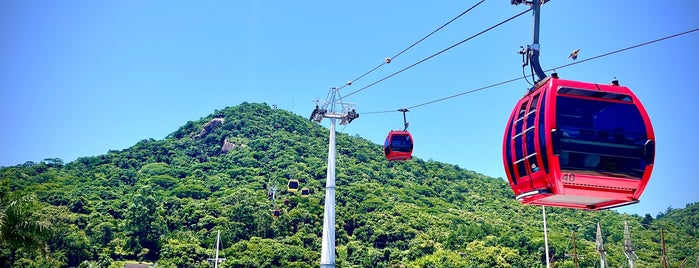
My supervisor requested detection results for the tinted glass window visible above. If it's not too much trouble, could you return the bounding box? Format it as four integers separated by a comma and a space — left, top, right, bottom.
391, 134, 413, 152
514, 135, 527, 176
505, 112, 517, 185
538, 90, 549, 173
556, 95, 648, 178
514, 102, 527, 178
525, 94, 540, 173
384, 137, 391, 155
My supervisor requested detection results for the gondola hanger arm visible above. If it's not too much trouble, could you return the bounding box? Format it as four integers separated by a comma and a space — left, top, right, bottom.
398, 108, 409, 131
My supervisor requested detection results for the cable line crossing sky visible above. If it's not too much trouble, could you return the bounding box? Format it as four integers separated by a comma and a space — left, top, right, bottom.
362, 27, 699, 114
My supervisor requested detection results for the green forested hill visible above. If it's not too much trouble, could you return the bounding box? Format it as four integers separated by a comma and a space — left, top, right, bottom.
1, 102, 697, 267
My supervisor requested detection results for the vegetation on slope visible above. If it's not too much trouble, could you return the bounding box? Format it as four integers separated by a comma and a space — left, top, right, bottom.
1, 102, 697, 267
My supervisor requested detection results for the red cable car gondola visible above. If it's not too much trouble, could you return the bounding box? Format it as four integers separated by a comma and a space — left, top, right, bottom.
503, 0, 654, 210
502, 75, 655, 210
384, 109, 414, 161
385, 130, 414, 161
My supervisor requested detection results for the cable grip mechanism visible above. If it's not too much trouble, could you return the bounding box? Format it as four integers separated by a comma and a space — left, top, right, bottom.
398, 108, 409, 131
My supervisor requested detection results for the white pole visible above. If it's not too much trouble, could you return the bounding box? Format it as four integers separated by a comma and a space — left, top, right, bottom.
214, 230, 220, 268
543, 205, 550, 268
320, 118, 337, 267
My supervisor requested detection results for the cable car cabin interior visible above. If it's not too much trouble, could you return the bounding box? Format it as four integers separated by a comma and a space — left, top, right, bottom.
502, 76, 655, 210
384, 130, 414, 161
288, 180, 299, 192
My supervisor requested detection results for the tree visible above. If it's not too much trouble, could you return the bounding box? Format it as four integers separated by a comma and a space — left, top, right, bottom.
2, 103, 699, 266
0, 179, 51, 264
641, 213, 653, 226
124, 186, 164, 261
158, 231, 209, 268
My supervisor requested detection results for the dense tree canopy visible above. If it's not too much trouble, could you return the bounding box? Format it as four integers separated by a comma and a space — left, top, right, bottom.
1, 102, 697, 267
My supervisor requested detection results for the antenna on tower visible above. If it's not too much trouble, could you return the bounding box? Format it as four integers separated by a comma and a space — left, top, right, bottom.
623, 221, 639, 268
596, 222, 609, 268
565, 231, 582, 268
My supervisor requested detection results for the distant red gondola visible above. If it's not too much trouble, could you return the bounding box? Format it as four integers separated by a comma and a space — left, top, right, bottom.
502, 75, 655, 210
384, 130, 414, 161
384, 109, 414, 161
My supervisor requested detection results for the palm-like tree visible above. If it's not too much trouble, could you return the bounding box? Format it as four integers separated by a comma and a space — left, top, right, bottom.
0, 180, 51, 255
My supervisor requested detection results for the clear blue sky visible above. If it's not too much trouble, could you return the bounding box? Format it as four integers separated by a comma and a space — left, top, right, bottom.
2, 1, 697, 217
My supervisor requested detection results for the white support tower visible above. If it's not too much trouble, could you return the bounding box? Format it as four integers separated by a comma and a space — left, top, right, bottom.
596, 222, 609, 268
207, 230, 226, 268
623, 221, 638, 268
310, 87, 359, 268
267, 180, 278, 201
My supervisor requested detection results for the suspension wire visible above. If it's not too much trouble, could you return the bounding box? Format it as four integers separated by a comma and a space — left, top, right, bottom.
407, 77, 522, 110
363, 109, 401, 115
342, 8, 532, 99
361, 27, 699, 114
361, 76, 522, 114
334, 0, 486, 91
391, 0, 486, 62
543, 27, 699, 72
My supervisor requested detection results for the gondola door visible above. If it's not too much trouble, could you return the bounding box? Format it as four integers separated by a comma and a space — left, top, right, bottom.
504, 80, 553, 202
